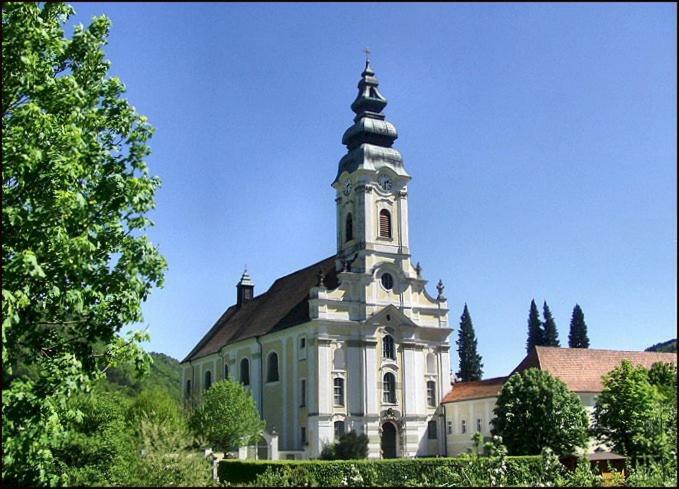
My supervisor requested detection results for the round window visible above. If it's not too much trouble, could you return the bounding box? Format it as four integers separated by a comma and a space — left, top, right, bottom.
381, 273, 394, 290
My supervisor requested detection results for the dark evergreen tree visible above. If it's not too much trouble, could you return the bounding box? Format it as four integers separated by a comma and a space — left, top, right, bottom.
568, 304, 590, 348
456, 304, 484, 381
542, 301, 560, 347
526, 299, 544, 353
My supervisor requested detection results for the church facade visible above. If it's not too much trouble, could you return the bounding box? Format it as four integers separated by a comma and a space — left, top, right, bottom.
181, 60, 452, 459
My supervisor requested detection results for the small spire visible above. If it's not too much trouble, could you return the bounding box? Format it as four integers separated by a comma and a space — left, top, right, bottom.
436, 279, 446, 301
317, 268, 325, 287
238, 266, 254, 287
414, 262, 422, 278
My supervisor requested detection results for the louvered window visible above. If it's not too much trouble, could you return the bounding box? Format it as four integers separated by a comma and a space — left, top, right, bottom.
379, 210, 392, 238
345, 213, 353, 242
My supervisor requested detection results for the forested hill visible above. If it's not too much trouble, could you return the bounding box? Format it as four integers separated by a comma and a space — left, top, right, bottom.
646, 339, 677, 353
103, 351, 182, 400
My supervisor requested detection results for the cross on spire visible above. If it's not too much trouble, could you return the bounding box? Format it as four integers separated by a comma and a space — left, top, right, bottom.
363, 47, 371, 63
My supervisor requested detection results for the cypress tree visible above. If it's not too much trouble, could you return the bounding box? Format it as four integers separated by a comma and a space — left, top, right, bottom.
568, 304, 590, 348
456, 304, 483, 381
526, 299, 544, 353
542, 301, 560, 347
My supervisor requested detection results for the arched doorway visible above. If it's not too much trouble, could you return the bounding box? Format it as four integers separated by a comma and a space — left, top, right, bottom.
380, 422, 397, 458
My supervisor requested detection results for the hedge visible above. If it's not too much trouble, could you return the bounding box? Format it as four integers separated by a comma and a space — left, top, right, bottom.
218, 456, 545, 486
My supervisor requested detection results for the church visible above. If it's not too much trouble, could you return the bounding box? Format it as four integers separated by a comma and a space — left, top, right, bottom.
181, 59, 453, 459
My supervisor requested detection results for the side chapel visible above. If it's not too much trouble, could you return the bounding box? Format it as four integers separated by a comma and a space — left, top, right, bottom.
181, 59, 453, 459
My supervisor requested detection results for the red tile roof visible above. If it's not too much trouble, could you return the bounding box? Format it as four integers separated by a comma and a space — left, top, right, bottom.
517, 346, 677, 392
441, 376, 508, 403
442, 347, 677, 403
182, 255, 338, 362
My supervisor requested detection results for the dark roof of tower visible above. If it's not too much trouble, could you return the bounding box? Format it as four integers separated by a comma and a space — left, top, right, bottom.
334, 60, 409, 184
182, 255, 339, 363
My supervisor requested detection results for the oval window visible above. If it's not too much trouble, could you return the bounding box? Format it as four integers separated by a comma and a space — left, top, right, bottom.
381, 273, 394, 290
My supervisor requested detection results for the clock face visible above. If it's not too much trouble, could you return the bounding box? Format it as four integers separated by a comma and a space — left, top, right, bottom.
378, 175, 392, 191
343, 180, 352, 196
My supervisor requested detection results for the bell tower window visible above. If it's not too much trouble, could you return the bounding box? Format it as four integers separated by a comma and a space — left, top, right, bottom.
379, 210, 392, 238
345, 213, 353, 242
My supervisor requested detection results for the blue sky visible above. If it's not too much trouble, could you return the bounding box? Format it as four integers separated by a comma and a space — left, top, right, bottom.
69, 3, 676, 378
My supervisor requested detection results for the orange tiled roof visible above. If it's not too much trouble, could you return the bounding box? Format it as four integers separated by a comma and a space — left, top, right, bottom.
441, 376, 508, 403
442, 347, 676, 403
518, 346, 677, 393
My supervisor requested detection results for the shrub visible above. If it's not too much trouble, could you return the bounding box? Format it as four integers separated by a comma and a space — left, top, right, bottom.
319, 430, 369, 460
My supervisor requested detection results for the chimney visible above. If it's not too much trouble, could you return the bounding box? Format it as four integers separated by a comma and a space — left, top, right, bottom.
236, 268, 254, 307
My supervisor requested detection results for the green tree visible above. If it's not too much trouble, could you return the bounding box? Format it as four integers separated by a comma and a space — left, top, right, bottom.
2, 3, 166, 484
319, 431, 369, 460
491, 368, 589, 455
190, 380, 265, 452
526, 299, 544, 353
542, 301, 560, 347
568, 304, 590, 348
593, 360, 675, 459
128, 386, 186, 435
456, 304, 484, 381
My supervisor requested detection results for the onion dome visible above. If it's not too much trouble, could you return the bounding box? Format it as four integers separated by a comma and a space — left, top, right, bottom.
334, 59, 410, 184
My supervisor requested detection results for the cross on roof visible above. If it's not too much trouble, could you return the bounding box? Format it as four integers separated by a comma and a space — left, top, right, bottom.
363, 47, 371, 62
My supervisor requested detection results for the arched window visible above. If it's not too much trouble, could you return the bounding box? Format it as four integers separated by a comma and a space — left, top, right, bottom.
383, 334, 395, 360
267, 352, 279, 382
240, 358, 250, 385
427, 380, 436, 407
204, 370, 212, 391
379, 209, 392, 238
426, 353, 436, 374
224, 363, 229, 380
345, 213, 353, 242
333, 346, 345, 370
334, 420, 346, 440
185, 379, 191, 397
383, 372, 396, 403
333, 378, 345, 406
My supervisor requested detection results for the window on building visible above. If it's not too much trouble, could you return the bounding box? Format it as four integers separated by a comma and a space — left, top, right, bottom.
379, 209, 392, 238
447, 421, 453, 435
427, 381, 436, 407
333, 346, 346, 370
266, 352, 279, 382
426, 353, 436, 374
300, 379, 306, 407
461, 420, 467, 434
427, 420, 438, 439
186, 379, 191, 396
334, 378, 345, 406
383, 334, 395, 360
345, 213, 353, 242
383, 372, 396, 403
477, 418, 482, 433
204, 370, 212, 391
299, 336, 307, 360
334, 421, 346, 440
224, 363, 229, 380
301, 426, 307, 445
381, 272, 394, 290
240, 358, 250, 385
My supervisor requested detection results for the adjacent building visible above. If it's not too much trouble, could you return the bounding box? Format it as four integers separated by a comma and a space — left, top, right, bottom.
441, 346, 677, 456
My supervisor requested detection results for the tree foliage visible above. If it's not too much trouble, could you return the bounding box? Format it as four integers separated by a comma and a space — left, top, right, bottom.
526, 299, 544, 353
491, 368, 589, 455
2, 2, 166, 484
320, 431, 370, 460
456, 304, 484, 381
190, 380, 265, 452
593, 360, 676, 460
567, 304, 590, 348
542, 301, 560, 347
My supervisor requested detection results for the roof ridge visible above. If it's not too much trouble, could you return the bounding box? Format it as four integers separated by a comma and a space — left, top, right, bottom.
536, 346, 676, 355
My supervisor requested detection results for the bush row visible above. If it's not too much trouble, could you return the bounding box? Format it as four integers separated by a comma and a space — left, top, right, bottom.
218, 456, 548, 486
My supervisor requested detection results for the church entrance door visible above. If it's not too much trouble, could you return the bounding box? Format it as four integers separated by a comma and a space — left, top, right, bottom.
380, 422, 397, 458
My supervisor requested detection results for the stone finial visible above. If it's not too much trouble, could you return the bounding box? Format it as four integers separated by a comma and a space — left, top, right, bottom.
436, 279, 446, 301
414, 262, 422, 278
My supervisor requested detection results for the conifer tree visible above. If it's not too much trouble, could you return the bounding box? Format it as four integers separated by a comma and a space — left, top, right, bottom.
526, 299, 544, 353
456, 304, 483, 381
568, 304, 590, 348
542, 301, 560, 347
